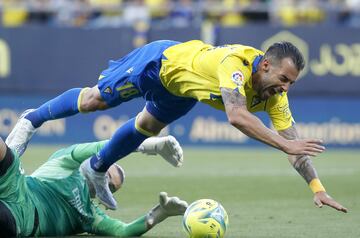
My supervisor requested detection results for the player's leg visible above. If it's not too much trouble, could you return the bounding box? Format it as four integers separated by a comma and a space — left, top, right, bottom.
26, 86, 108, 128
5, 41, 167, 156
5, 86, 107, 156
82, 93, 196, 209
0, 201, 16, 238
0, 137, 37, 237
91, 106, 167, 172
0, 137, 8, 163
0, 137, 16, 183
80, 40, 190, 209
81, 107, 166, 210
0, 138, 17, 237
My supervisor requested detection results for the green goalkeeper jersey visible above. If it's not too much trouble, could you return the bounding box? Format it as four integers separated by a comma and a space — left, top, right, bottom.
0, 141, 147, 237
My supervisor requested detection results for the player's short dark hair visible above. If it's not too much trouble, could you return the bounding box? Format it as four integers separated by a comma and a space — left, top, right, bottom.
264, 41, 305, 71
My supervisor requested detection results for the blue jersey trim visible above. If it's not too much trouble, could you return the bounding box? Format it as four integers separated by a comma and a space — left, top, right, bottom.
252, 55, 263, 74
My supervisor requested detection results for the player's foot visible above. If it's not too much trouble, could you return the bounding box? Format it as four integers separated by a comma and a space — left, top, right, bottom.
5, 109, 37, 156
159, 192, 188, 216
80, 158, 117, 210
138, 136, 184, 167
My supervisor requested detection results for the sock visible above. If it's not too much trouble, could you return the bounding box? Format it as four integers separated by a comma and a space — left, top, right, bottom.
25, 88, 82, 128
90, 117, 149, 172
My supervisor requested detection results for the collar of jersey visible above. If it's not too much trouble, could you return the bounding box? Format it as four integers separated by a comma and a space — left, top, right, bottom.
251, 55, 263, 74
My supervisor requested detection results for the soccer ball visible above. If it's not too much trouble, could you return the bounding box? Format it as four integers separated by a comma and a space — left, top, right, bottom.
183, 199, 229, 238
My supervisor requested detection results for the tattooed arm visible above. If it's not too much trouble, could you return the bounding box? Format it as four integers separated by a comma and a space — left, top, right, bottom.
221, 87, 347, 212
278, 126, 318, 184
220, 87, 288, 150
220, 87, 324, 156
278, 125, 348, 213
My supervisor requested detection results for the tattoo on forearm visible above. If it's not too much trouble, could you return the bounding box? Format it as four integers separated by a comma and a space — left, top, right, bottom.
292, 156, 318, 184
220, 87, 246, 109
278, 126, 318, 184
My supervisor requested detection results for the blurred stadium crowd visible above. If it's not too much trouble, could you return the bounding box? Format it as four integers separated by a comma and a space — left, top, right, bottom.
1, 0, 360, 28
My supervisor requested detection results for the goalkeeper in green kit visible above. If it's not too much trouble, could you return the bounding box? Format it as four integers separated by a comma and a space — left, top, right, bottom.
0, 135, 187, 237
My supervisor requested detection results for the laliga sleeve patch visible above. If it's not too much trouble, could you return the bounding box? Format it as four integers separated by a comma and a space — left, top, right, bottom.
231, 71, 244, 86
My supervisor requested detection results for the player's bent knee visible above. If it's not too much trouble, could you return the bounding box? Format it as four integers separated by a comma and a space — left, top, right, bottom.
78, 87, 108, 112
135, 119, 159, 137
135, 113, 165, 136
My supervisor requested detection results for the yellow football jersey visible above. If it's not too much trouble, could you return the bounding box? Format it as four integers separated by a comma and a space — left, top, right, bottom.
159, 40, 294, 130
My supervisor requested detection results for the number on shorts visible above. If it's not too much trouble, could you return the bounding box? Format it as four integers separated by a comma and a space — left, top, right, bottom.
116, 82, 140, 100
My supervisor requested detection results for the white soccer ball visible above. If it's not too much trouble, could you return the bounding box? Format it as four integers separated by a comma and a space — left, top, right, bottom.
183, 199, 229, 238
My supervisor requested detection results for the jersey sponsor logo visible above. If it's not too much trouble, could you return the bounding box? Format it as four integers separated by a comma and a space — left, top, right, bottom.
231, 71, 244, 86
69, 188, 92, 222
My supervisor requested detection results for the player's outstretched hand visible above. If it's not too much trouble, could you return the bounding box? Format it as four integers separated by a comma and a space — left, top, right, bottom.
313, 191, 348, 213
159, 192, 188, 216
285, 139, 325, 156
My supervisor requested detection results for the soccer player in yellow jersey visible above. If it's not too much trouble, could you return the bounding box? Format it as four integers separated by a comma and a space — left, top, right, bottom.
7, 40, 347, 213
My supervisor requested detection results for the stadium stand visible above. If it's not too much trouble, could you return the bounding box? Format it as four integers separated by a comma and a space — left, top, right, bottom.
1, 0, 359, 28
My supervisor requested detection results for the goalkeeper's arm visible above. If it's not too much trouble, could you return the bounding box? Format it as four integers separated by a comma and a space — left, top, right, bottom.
89, 192, 187, 236
71, 140, 109, 164
90, 206, 148, 237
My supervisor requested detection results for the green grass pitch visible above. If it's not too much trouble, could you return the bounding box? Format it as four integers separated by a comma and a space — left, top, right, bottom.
22, 145, 360, 238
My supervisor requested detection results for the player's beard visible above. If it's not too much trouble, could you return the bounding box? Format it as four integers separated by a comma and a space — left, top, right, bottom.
260, 87, 277, 100
257, 73, 279, 100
